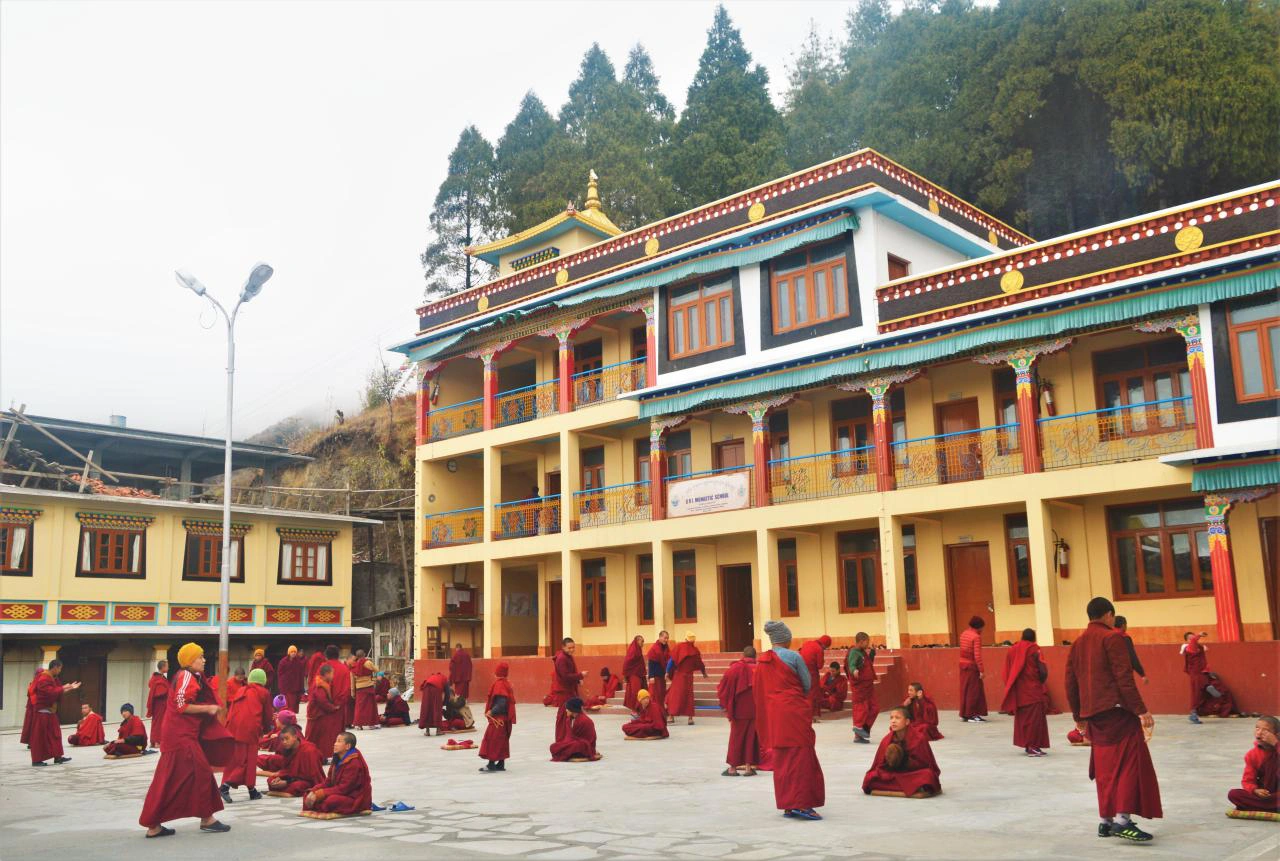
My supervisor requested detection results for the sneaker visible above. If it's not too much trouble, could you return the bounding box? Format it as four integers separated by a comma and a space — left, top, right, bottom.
53, 756, 71, 764
247, 789, 263, 801
966, 717, 983, 723
31, 761, 47, 767
1188, 713, 1202, 724
852, 727, 870, 740
1097, 822, 1112, 838
219, 785, 233, 804
973, 716, 988, 722
1110, 822, 1153, 842
853, 735, 870, 744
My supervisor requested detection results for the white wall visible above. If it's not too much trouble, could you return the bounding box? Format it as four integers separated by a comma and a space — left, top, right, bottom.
1199, 303, 1280, 449
871, 210, 971, 284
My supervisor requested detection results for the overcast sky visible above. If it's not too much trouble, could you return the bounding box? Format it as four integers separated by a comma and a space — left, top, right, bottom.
1, 0, 855, 439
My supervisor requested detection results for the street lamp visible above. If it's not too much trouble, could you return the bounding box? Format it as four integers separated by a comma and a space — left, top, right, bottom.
176, 263, 273, 693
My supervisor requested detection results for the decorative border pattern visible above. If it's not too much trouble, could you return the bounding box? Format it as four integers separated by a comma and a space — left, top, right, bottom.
168, 604, 213, 624
110, 603, 159, 624
58, 602, 109, 624
511, 246, 560, 271
277, 527, 339, 541
306, 607, 343, 626
76, 511, 154, 531
182, 519, 253, 537
265, 606, 305, 625
0, 507, 42, 525
0, 601, 45, 623
216, 605, 255, 625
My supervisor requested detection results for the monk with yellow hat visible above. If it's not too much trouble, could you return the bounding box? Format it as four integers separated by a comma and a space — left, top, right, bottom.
277, 644, 307, 712
622, 688, 669, 739
250, 647, 275, 695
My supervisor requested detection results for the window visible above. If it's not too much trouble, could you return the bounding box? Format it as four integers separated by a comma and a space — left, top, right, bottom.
713, 439, 745, 470
779, 538, 799, 616
573, 339, 604, 405
631, 325, 648, 361
837, 530, 881, 612
638, 554, 654, 624
669, 276, 735, 358
665, 430, 692, 478
580, 447, 605, 515
1227, 297, 1280, 402
1094, 338, 1193, 437
993, 368, 1021, 453
0, 521, 33, 576
1005, 514, 1033, 603
830, 391, 905, 473
182, 534, 245, 582
769, 411, 790, 462
1108, 499, 1211, 598
673, 550, 697, 622
770, 241, 850, 333
76, 521, 147, 579
278, 532, 334, 585
887, 254, 911, 281
903, 525, 919, 610
582, 558, 607, 626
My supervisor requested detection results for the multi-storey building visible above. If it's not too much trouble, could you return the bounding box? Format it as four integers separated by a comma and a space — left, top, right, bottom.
395, 152, 1278, 664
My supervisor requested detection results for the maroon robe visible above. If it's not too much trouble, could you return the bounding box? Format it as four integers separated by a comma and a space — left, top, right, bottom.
820, 670, 847, 712
380, 694, 411, 726
352, 659, 379, 727
449, 649, 474, 701
862, 722, 941, 796
304, 679, 343, 760
1229, 744, 1278, 812
304, 652, 325, 692
224, 682, 273, 788
622, 638, 646, 712
262, 738, 326, 796
1002, 640, 1049, 749
909, 694, 944, 740
417, 673, 447, 731
645, 642, 670, 719
139, 669, 234, 828
549, 650, 584, 707
374, 676, 390, 703
1183, 636, 1237, 716
104, 714, 148, 756
798, 639, 827, 717
479, 667, 516, 762
718, 657, 760, 768
754, 651, 825, 811
958, 627, 988, 719
251, 656, 276, 693
304, 748, 372, 814
321, 658, 352, 728
665, 641, 704, 718
69, 711, 106, 746
28, 672, 68, 763
146, 671, 170, 748
20, 668, 42, 747
277, 653, 306, 713
550, 711, 598, 761
848, 648, 879, 732
622, 698, 669, 738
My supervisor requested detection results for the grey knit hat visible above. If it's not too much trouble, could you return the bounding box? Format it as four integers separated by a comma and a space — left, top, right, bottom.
763, 620, 792, 645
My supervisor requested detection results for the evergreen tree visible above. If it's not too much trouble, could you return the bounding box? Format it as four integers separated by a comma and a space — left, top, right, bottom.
782, 20, 845, 170
624, 44, 675, 124
494, 92, 564, 234
420, 126, 496, 300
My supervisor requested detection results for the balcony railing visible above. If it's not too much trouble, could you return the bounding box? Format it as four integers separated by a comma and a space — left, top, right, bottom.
428, 397, 482, 442
495, 380, 559, 428
664, 464, 755, 511
892, 424, 1023, 489
769, 446, 877, 504
423, 506, 483, 548
571, 358, 647, 408
1039, 396, 1195, 470
572, 480, 652, 529
493, 495, 561, 540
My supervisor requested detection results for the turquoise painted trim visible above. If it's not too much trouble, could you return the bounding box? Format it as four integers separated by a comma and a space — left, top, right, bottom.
665, 464, 753, 483
108, 602, 160, 626
495, 495, 560, 507
872, 198, 994, 257
891, 422, 1018, 446
572, 357, 644, 379
1192, 460, 1280, 492
572, 480, 649, 496
424, 506, 484, 518
769, 445, 874, 467
1038, 396, 1190, 424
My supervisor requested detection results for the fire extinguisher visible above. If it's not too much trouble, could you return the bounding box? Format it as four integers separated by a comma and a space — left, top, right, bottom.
1041, 380, 1057, 417
1054, 531, 1070, 578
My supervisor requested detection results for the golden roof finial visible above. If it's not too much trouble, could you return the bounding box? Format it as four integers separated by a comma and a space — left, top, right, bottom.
585, 169, 601, 211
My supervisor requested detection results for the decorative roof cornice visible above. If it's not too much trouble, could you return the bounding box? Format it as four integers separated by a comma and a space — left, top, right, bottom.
182, 519, 253, 537
76, 511, 154, 530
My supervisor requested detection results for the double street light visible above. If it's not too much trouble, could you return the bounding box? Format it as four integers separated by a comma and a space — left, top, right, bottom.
176, 263, 274, 689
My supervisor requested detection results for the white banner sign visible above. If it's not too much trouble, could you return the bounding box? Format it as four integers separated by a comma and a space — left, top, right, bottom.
666, 471, 750, 517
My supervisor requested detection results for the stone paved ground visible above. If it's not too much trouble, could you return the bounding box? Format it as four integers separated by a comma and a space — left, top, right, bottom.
1, 709, 1276, 861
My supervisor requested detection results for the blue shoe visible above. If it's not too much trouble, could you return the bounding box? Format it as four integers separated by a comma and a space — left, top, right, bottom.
793, 808, 823, 821
1188, 713, 1202, 724
370, 802, 386, 812
390, 802, 415, 812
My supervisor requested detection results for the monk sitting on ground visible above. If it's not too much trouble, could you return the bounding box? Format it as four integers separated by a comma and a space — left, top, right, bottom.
380, 688, 411, 726
68, 703, 106, 747
904, 682, 943, 740
1184, 632, 1239, 721
584, 667, 622, 710
862, 706, 942, 798
104, 703, 149, 756
820, 662, 847, 713
260, 725, 326, 796
442, 694, 474, 731
303, 731, 372, 816
550, 698, 601, 761
261, 709, 297, 752
1228, 716, 1278, 814
622, 689, 669, 739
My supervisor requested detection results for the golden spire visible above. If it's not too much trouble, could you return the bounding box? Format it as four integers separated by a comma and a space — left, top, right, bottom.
585, 169, 601, 211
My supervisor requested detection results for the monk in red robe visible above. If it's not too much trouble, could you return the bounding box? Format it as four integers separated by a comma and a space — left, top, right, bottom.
862, 706, 941, 797
478, 662, 515, 772
277, 646, 306, 713
1002, 628, 1050, 756
755, 621, 824, 820
226, 668, 247, 702
820, 662, 847, 713
344, 655, 359, 728
646, 632, 671, 723
304, 649, 325, 694
717, 647, 759, 776
584, 667, 621, 710
303, 731, 372, 815
146, 660, 170, 750
904, 682, 943, 740
1229, 716, 1278, 812
550, 698, 600, 761
798, 635, 831, 719
1066, 597, 1161, 842
20, 666, 43, 748
666, 634, 707, 725
319, 645, 352, 730
417, 672, 448, 735
260, 725, 326, 796
251, 649, 275, 694
139, 642, 234, 837
449, 643, 474, 701
104, 704, 149, 756
550, 638, 586, 741
847, 632, 878, 743
959, 616, 988, 722
68, 703, 106, 746
351, 650, 379, 729
622, 635, 646, 712
305, 665, 344, 763
622, 689, 669, 739
1183, 632, 1238, 721
380, 688, 411, 726
260, 709, 297, 752
374, 673, 390, 703
222, 668, 273, 800
29, 660, 80, 765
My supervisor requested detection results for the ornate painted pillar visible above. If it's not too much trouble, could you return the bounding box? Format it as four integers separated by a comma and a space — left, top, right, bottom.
1134, 314, 1213, 450
724, 395, 794, 507
974, 338, 1072, 474
1202, 489, 1272, 642
648, 416, 687, 521
838, 371, 919, 492
468, 342, 512, 432
415, 361, 442, 446
622, 297, 658, 388
557, 332, 574, 414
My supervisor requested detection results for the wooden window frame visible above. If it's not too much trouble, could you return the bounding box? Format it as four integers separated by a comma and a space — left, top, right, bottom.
668, 277, 735, 359
836, 529, 882, 613
887, 254, 911, 281
76, 526, 146, 579
581, 558, 607, 627
1106, 498, 1212, 599
673, 550, 697, 623
770, 240, 851, 334
665, 430, 692, 478
993, 367, 1022, 454
1226, 300, 1280, 403
182, 533, 246, 583
1093, 338, 1193, 438
630, 325, 648, 361
903, 525, 920, 610
778, 538, 799, 617
277, 539, 333, 586
0, 522, 34, 576
1004, 513, 1033, 604
637, 553, 654, 624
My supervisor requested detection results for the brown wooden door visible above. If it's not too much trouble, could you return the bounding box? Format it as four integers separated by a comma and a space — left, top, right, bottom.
936, 399, 982, 483
713, 439, 745, 469
547, 580, 563, 654
56, 644, 108, 723
946, 543, 995, 645
719, 565, 755, 651
1263, 517, 1279, 639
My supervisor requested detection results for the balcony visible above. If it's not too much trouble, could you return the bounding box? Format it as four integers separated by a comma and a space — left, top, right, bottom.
572, 480, 652, 529
495, 380, 560, 428
664, 464, 755, 514
493, 495, 561, 540
892, 424, 1023, 489
423, 506, 483, 548
1039, 396, 1195, 470
428, 398, 482, 442
769, 446, 877, 504
571, 358, 647, 407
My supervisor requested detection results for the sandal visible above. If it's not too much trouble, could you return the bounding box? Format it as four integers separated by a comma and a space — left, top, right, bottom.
145, 827, 175, 838
721, 768, 738, 777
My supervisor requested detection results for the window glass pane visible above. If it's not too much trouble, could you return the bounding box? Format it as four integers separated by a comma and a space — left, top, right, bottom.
1195, 531, 1212, 591
1231, 299, 1280, 324
860, 557, 878, 608
794, 276, 807, 323
1116, 537, 1139, 594
1126, 377, 1147, 406
688, 306, 700, 350
683, 575, 697, 618
1163, 502, 1205, 526
785, 565, 799, 612
1102, 380, 1123, 409
1013, 544, 1031, 599
1006, 514, 1029, 540
901, 525, 916, 548
1141, 533, 1164, 593
1107, 346, 1146, 371
1170, 532, 1194, 591
719, 297, 731, 345
814, 270, 828, 319
1110, 504, 1160, 530
777, 279, 791, 329
843, 559, 860, 608
671, 283, 699, 303
811, 241, 844, 264
641, 577, 654, 621
772, 250, 806, 273
832, 264, 847, 314
1147, 339, 1186, 366
778, 538, 797, 563
839, 531, 878, 554
704, 300, 715, 345
904, 554, 918, 606
701, 277, 731, 296
1268, 327, 1280, 390
1153, 372, 1176, 426
1235, 330, 1264, 395
598, 580, 606, 622
673, 310, 684, 354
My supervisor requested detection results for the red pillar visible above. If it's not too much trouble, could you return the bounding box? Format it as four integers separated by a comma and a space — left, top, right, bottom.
871, 387, 895, 492
645, 306, 658, 388
649, 426, 666, 521
558, 334, 574, 415
1186, 343, 1215, 450
416, 372, 430, 446
1011, 360, 1043, 473
1204, 495, 1242, 642
751, 411, 771, 506
482, 358, 498, 431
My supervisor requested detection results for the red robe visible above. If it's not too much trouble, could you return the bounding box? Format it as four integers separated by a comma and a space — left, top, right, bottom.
277, 654, 306, 713
104, 714, 149, 755
68, 711, 106, 746
226, 678, 245, 702
1228, 744, 1278, 812
262, 739, 326, 796
304, 748, 372, 814
1183, 636, 1237, 716
28, 672, 68, 763
321, 658, 352, 727
380, 694, 411, 726
550, 711, 598, 761
820, 670, 847, 712
304, 652, 325, 692
584, 674, 621, 709
251, 656, 276, 693
548, 651, 583, 707
862, 722, 941, 796
478, 673, 516, 762
146, 671, 170, 748
718, 657, 760, 768
909, 694, 943, 740
374, 676, 391, 703
224, 683, 273, 788
622, 639, 646, 711
622, 698, 669, 738
645, 642, 670, 718
1002, 640, 1050, 749
139, 669, 235, 828
665, 642, 704, 718
958, 627, 988, 719
798, 640, 826, 717
304, 679, 343, 760
20, 669, 41, 746
417, 673, 447, 731
449, 649, 474, 701
352, 659, 379, 727
848, 648, 879, 732
754, 651, 824, 811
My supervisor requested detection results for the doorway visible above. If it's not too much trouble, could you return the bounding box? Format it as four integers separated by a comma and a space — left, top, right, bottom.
713, 439, 746, 470
935, 399, 982, 483
55, 643, 109, 723
946, 543, 995, 645
547, 580, 563, 655
719, 564, 755, 652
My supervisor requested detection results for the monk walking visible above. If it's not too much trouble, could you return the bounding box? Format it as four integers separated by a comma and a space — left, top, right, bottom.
1066, 597, 1161, 842
449, 643, 474, 701
848, 632, 878, 743
1002, 628, 1050, 756
277, 646, 306, 713
478, 662, 515, 773
29, 659, 80, 765
139, 642, 234, 837
1228, 716, 1278, 813
68, 702, 106, 747
305, 665, 344, 762
222, 668, 273, 801
622, 635, 646, 711
646, 631, 671, 723
666, 634, 707, 725
798, 635, 831, 720
303, 732, 372, 815
145, 660, 169, 750
958, 616, 989, 722
351, 650, 380, 730
755, 621, 825, 821
261, 724, 326, 796
717, 646, 760, 776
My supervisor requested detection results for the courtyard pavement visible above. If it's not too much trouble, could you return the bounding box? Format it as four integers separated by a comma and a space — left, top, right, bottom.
0, 708, 1275, 861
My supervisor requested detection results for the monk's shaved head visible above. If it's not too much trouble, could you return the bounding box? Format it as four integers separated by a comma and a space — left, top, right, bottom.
319, 665, 334, 678
743, 646, 756, 659
1086, 596, 1115, 620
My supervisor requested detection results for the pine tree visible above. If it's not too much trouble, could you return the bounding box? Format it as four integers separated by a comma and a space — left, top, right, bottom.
494, 92, 565, 234
624, 45, 675, 124
420, 126, 497, 300
782, 20, 845, 170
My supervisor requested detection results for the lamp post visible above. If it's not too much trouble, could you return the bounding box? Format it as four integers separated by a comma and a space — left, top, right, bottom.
176, 263, 273, 693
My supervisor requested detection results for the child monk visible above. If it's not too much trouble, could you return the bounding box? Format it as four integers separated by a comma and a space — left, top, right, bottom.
479, 662, 515, 773
1228, 716, 1278, 813
820, 662, 847, 713
104, 704, 149, 756
68, 703, 106, 747
847, 632, 878, 743
862, 706, 942, 798
1183, 632, 1238, 722
305, 665, 343, 765
550, 698, 601, 761
622, 689, 669, 739
904, 682, 943, 740
303, 731, 372, 815
260, 725, 325, 796
222, 668, 273, 802
583, 667, 622, 710
380, 687, 411, 726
